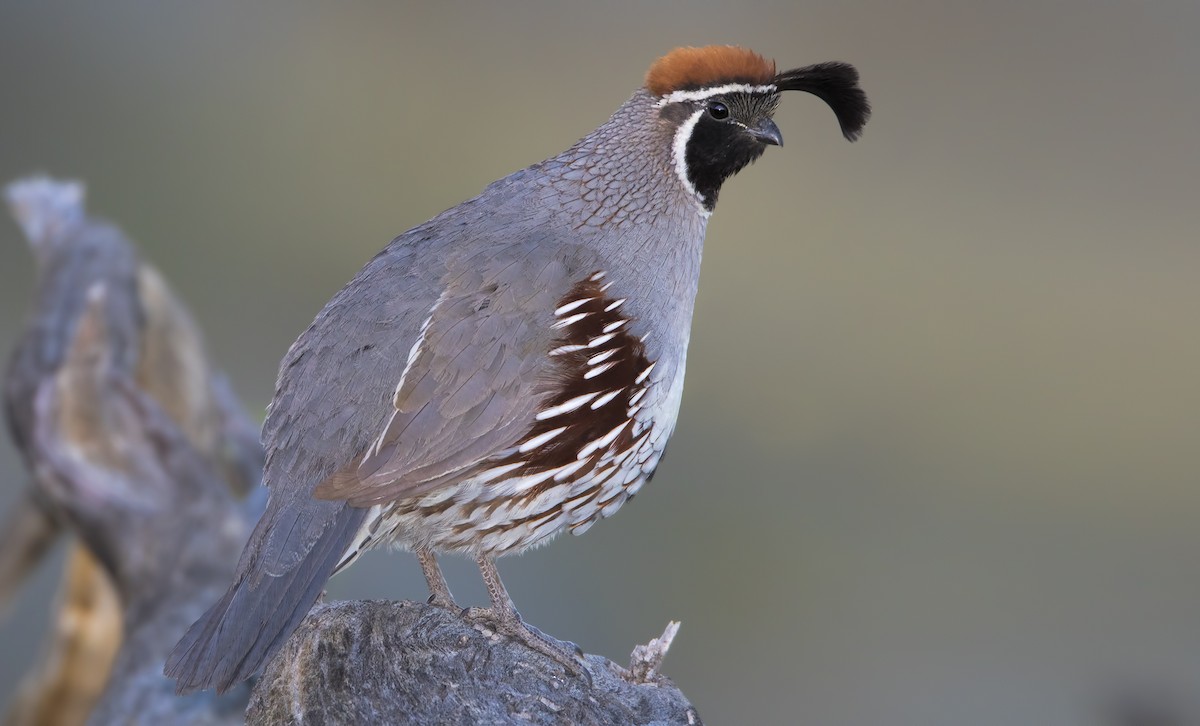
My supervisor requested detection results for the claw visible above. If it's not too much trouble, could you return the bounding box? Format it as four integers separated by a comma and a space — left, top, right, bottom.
470, 554, 590, 680
463, 606, 589, 679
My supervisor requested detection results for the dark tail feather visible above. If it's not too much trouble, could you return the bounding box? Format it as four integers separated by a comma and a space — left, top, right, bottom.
164, 502, 367, 693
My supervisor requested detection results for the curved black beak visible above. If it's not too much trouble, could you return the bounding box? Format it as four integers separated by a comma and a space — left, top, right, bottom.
747, 117, 783, 147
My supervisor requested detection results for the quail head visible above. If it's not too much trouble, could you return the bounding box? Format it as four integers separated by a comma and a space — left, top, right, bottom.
167, 45, 870, 693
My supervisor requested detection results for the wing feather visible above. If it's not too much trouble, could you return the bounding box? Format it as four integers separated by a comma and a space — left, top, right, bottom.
315, 250, 577, 505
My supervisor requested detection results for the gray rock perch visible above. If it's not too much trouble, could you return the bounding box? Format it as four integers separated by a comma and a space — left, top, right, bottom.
247, 600, 701, 726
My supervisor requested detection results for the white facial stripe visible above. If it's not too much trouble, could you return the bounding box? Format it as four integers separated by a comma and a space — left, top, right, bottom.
671, 107, 706, 204
655, 83, 778, 107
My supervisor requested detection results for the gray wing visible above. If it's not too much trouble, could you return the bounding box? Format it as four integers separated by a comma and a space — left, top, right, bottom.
206, 227, 577, 573
314, 244, 574, 505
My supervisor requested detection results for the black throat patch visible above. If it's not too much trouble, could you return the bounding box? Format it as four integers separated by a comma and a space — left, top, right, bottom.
679, 92, 779, 211
684, 115, 767, 210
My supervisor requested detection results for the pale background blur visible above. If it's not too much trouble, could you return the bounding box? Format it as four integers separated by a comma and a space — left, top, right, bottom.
1, 2, 1198, 724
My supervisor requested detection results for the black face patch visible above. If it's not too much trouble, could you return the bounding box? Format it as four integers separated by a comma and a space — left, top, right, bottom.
681, 93, 780, 210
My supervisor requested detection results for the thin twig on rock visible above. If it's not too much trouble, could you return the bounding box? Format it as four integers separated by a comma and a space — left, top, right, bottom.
627, 620, 681, 685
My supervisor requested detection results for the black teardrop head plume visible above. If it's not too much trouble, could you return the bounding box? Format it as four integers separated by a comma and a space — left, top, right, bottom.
773, 62, 871, 141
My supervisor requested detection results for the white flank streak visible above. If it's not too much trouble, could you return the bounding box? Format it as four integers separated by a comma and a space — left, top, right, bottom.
552, 458, 590, 482
571, 466, 615, 494
600, 498, 625, 518
505, 467, 561, 495
628, 388, 648, 406
554, 297, 593, 315
656, 83, 778, 107
635, 362, 656, 384
600, 280, 614, 292
417, 486, 458, 507
588, 333, 616, 348
602, 319, 627, 333
536, 392, 599, 420
552, 312, 590, 329
336, 504, 384, 571
578, 420, 631, 459
407, 316, 434, 366
604, 298, 626, 312
475, 461, 524, 483
587, 349, 617, 366
584, 361, 618, 379
671, 108, 707, 204
392, 294, 443, 401
549, 343, 586, 356
589, 271, 606, 281
379, 293, 446, 455
565, 481, 601, 503
590, 388, 624, 409
607, 441, 639, 467
335, 548, 360, 573
519, 426, 568, 453
600, 419, 632, 446
371, 411, 396, 457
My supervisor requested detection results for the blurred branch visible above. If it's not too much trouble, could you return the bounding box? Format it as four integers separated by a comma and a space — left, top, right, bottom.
3, 547, 120, 726
247, 600, 701, 726
0, 489, 58, 615
27, 315, 252, 724
2, 177, 263, 725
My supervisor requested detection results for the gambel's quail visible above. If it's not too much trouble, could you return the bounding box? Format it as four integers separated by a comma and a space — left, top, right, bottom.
167, 45, 870, 693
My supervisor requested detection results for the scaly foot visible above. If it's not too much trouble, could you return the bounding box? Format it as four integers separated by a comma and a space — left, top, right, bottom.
417, 547, 459, 610
471, 555, 589, 680
464, 605, 588, 679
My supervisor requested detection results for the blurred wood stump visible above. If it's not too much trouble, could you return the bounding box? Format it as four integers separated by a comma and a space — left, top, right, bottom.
3, 547, 120, 726
2, 177, 263, 725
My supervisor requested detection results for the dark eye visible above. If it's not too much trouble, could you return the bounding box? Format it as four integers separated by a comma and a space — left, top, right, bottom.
706, 101, 729, 120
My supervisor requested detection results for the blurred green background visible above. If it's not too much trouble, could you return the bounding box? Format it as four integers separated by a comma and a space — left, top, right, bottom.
2, 2, 1198, 724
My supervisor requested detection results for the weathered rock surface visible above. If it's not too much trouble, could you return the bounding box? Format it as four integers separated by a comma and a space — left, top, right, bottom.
247, 600, 702, 726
